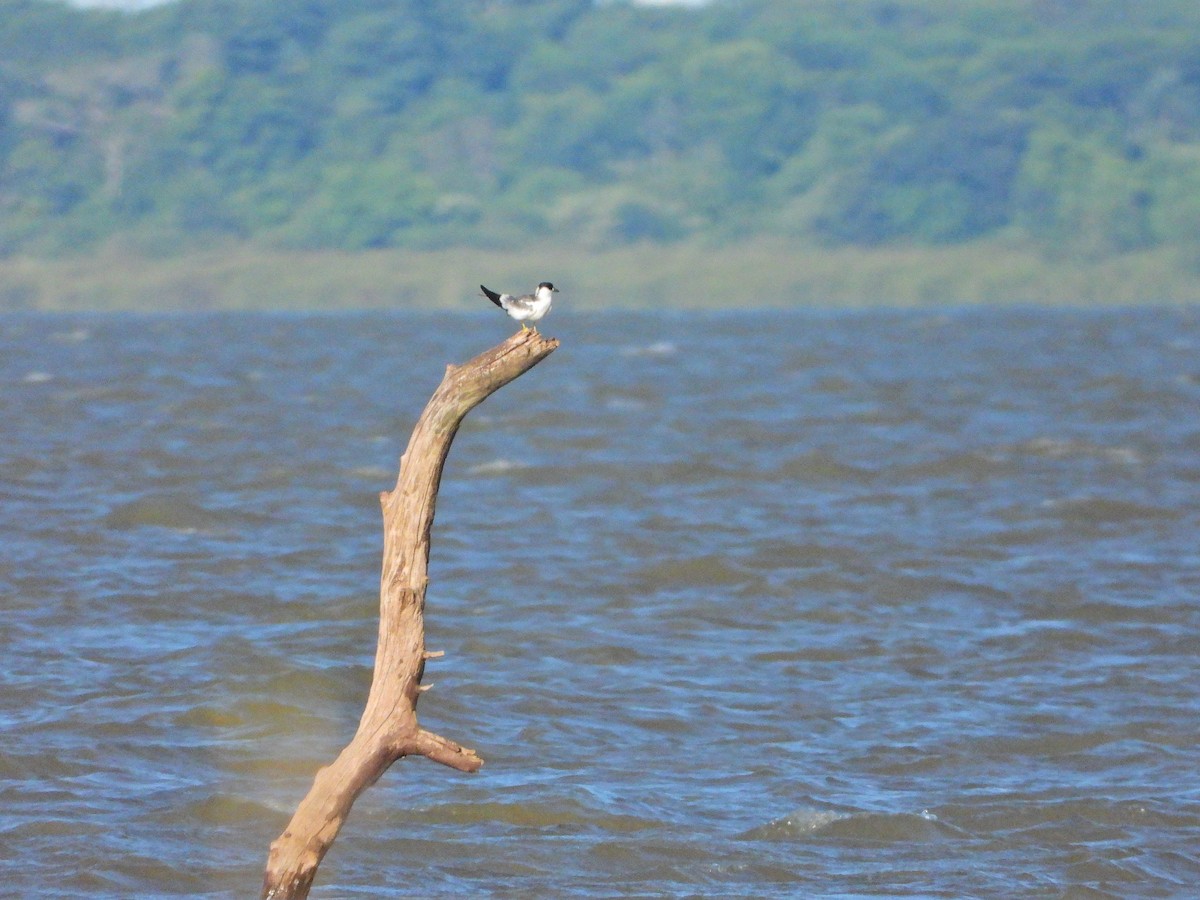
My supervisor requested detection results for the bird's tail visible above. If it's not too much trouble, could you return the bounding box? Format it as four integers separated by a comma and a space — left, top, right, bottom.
480, 285, 503, 308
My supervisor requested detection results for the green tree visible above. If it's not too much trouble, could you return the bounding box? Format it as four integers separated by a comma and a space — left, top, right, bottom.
274, 157, 437, 249
1014, 121, 1152, 256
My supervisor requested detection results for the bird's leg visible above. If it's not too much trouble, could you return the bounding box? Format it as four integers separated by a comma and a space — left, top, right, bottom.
521, 323, 529, 332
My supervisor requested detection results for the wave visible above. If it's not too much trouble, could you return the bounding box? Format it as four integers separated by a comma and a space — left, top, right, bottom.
739, 806, 968, 843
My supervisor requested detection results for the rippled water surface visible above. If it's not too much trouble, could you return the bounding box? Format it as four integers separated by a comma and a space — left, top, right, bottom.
2, 309, 1199, 898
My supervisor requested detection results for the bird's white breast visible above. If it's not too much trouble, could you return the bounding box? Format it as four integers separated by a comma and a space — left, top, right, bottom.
528, 287, 553, 319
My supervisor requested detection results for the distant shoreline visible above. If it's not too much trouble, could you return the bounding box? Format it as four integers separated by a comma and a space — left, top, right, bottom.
2, 239, 1198, 311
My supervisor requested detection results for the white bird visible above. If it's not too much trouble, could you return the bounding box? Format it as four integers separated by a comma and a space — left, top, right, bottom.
481, 282, 558, 332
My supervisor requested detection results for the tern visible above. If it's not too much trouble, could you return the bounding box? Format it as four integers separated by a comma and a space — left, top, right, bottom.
481, 282, 558, 332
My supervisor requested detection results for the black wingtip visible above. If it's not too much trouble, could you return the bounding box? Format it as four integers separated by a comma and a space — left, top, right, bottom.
480, 285, 503, 308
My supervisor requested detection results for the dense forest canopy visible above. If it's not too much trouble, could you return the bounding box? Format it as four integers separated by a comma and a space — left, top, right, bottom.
2, 0, 1199, 258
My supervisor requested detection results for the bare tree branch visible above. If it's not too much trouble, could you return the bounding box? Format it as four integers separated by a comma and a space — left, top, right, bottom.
262, 329, 559, 899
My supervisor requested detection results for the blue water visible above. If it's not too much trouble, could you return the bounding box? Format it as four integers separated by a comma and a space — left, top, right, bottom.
2, 309, 1198, 897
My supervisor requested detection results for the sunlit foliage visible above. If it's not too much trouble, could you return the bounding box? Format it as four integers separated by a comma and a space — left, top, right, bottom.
1, 0, 1199, 257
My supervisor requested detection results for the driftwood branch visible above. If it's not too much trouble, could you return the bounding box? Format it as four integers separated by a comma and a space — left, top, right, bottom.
262, 329, 559, 900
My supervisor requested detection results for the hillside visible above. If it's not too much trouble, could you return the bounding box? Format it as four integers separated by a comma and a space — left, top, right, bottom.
2, 0, 1200, 307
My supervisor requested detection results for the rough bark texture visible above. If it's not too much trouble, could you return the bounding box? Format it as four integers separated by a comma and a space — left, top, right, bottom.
262, 329, 559, 900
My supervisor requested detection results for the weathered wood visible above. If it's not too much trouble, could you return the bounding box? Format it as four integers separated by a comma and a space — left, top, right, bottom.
262, 329, 559, 900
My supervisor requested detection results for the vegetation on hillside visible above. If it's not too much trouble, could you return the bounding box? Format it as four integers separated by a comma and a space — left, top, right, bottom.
2, 0, 1200, 265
